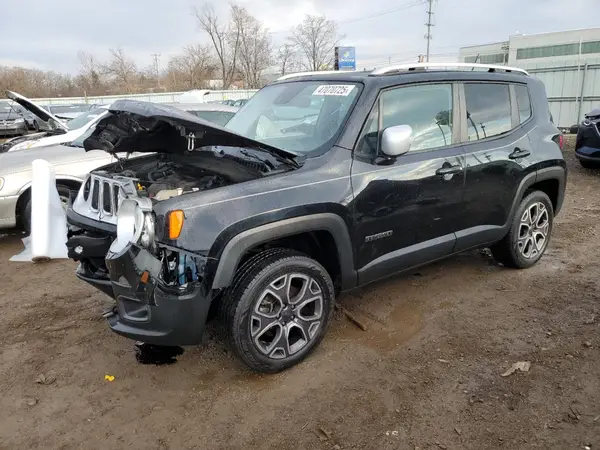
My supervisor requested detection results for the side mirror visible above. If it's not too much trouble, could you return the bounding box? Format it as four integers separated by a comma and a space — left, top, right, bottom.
381, 124, 412, 157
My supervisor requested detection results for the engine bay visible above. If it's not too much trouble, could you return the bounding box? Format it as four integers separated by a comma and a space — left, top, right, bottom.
93, 151, 272, 202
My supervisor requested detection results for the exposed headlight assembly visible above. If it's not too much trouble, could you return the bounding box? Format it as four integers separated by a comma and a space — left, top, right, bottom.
110, 197, 155, 254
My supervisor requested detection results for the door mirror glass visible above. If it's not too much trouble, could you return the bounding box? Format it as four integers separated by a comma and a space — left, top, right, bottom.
381, 124, 412, 157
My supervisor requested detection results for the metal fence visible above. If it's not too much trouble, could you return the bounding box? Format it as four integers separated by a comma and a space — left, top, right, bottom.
30, 89, 259, 106
523, 57, 600, 128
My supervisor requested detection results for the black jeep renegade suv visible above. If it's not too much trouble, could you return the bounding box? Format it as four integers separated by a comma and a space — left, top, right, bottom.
66, 64, 566, 372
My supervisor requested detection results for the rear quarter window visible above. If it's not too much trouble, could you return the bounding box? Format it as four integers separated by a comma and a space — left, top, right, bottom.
515, 85, 532, 124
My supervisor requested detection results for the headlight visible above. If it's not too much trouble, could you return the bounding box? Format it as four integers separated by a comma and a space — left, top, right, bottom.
109, 198, 155, 254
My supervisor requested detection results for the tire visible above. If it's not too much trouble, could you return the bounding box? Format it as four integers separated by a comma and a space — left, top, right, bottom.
23, 184, 75, 235
222, 248, 335, 373
579, 159, 599, 169
491, 191, 554, 269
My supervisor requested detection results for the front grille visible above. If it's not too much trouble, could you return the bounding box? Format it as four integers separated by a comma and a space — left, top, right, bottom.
72, 173, 139, 225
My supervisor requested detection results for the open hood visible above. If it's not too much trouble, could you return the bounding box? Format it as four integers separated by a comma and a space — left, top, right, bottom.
5, 90, 69, 132
82, 100, 300, 162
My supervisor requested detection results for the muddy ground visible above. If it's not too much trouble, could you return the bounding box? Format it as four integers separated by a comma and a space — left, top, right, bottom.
1, 137, 599, 450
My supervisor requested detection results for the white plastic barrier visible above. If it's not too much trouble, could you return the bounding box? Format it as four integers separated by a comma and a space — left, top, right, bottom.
10, 159, 68, 262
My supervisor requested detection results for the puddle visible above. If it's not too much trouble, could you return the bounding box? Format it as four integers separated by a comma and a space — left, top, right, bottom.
134, 342, 184, 365
331, 303, 423, 352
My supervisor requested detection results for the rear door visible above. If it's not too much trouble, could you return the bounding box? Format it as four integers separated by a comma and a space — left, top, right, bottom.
455, 81, 535, 251
351, 82, 466, 285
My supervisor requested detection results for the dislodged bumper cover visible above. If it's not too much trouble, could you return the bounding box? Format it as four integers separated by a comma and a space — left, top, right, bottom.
102, 243, 212, 346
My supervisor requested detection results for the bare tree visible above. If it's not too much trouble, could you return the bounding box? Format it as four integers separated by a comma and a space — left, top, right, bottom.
276, 43, 298, 76
290, 15, 343, 71
100, 48, 138, 93
77, 50, 104, 95
231, 6, 272, 88
192, 4, 241, 89
167, 43, 215, 90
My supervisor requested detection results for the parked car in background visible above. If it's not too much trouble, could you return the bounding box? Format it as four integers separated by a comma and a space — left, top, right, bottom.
575, 108, 600, 168
4, 91, 110, 152
45, 103, 93, 121
232, 98, 249, 107
0, 101, 27, 136
63, 63, 566, 372
0, 100, 245, 232
164, 102, 239, 127
8, 102, 49, 131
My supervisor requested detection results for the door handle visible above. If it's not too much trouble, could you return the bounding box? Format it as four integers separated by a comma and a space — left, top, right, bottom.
509, 148, 531, 159
436, 165, 463, 176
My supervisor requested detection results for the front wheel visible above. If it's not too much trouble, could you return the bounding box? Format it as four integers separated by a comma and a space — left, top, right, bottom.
222, 248, 335, 373
491, 191, 554, 269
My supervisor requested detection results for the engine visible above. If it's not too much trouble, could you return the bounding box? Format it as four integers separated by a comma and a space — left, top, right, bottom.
113, 161, 229, 201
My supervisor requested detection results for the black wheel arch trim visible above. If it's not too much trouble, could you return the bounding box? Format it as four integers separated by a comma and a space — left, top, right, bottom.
506, 166, 566, 225
210, 213, 357, 291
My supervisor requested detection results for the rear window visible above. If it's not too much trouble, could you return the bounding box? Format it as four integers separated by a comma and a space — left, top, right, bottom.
464, 83, 512, 141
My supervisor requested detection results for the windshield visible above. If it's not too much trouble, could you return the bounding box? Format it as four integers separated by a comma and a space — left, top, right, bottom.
48, 104, 90, 114
224, 81, 360, 155
65, 108, 106, 130
0, 101, 20, 117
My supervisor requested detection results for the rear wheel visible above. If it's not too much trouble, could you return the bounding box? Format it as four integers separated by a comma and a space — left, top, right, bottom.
22, 184, 75, 235
491, 191, 554, 269
222, 248, 335, 373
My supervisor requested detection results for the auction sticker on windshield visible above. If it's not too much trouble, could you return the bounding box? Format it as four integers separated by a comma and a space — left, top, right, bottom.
313, 85, 355, 96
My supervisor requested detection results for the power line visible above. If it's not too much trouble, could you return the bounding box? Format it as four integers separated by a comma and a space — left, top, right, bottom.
269, 0, 424, 34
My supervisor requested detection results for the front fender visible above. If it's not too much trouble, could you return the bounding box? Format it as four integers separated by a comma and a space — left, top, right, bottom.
209, 213, 357, 291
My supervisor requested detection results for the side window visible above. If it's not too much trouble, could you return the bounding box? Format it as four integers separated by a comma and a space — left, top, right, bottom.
381, 84, 453, 152
515, 84, 532, 124
464, 83, 511, 141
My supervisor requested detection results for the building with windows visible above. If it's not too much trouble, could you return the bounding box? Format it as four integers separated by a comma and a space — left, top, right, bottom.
459, 28, 600, 127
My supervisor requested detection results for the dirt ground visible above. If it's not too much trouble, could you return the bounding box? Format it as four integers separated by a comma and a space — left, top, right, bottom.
1, 137, 599, 450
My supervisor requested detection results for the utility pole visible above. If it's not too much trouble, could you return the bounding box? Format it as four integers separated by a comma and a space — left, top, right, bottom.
425, 0, 434, 62
151, 53, 161, 88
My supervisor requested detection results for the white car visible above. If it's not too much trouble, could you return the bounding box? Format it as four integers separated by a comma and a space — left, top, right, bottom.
5, 91, 111, 152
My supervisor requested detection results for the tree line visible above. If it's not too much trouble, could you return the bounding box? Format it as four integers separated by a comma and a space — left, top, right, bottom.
0, 4, 343, 99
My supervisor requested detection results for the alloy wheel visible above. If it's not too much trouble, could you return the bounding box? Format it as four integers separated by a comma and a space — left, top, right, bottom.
251, 273, 324, 360
517, 201, 550, 259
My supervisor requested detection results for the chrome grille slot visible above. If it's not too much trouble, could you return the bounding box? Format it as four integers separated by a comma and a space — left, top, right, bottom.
102, 182, 112, 215
72, 173, 139, 226
91, 180, 100, 210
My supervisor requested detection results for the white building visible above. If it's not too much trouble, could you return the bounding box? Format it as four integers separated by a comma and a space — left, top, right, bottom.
459, 28, 600, 127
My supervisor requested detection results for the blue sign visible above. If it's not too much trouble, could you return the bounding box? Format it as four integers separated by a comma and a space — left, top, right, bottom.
337, 47, 356, 71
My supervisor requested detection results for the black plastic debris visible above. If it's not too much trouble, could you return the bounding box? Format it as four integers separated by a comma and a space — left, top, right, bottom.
134, 342, 184, 365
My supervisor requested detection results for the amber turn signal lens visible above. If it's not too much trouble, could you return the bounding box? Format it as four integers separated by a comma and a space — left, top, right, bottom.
168, 210, 184, 239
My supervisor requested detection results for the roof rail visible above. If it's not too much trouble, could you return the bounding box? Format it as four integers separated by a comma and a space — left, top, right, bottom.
276, 70, 345, 81
371, 63, 529, 76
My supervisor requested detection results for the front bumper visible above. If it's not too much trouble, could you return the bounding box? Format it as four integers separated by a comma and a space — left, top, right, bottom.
575, 146, 600, 162
0, 122, 27, 135
0, 195, 19, 229
69, 232, 212, 346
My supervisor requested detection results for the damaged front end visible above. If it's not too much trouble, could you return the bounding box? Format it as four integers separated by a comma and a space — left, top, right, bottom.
65, 99, 301, 346
68, 195, 212, 345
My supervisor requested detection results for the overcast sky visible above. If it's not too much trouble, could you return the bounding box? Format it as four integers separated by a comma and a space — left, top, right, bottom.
1, 0, 597, 74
